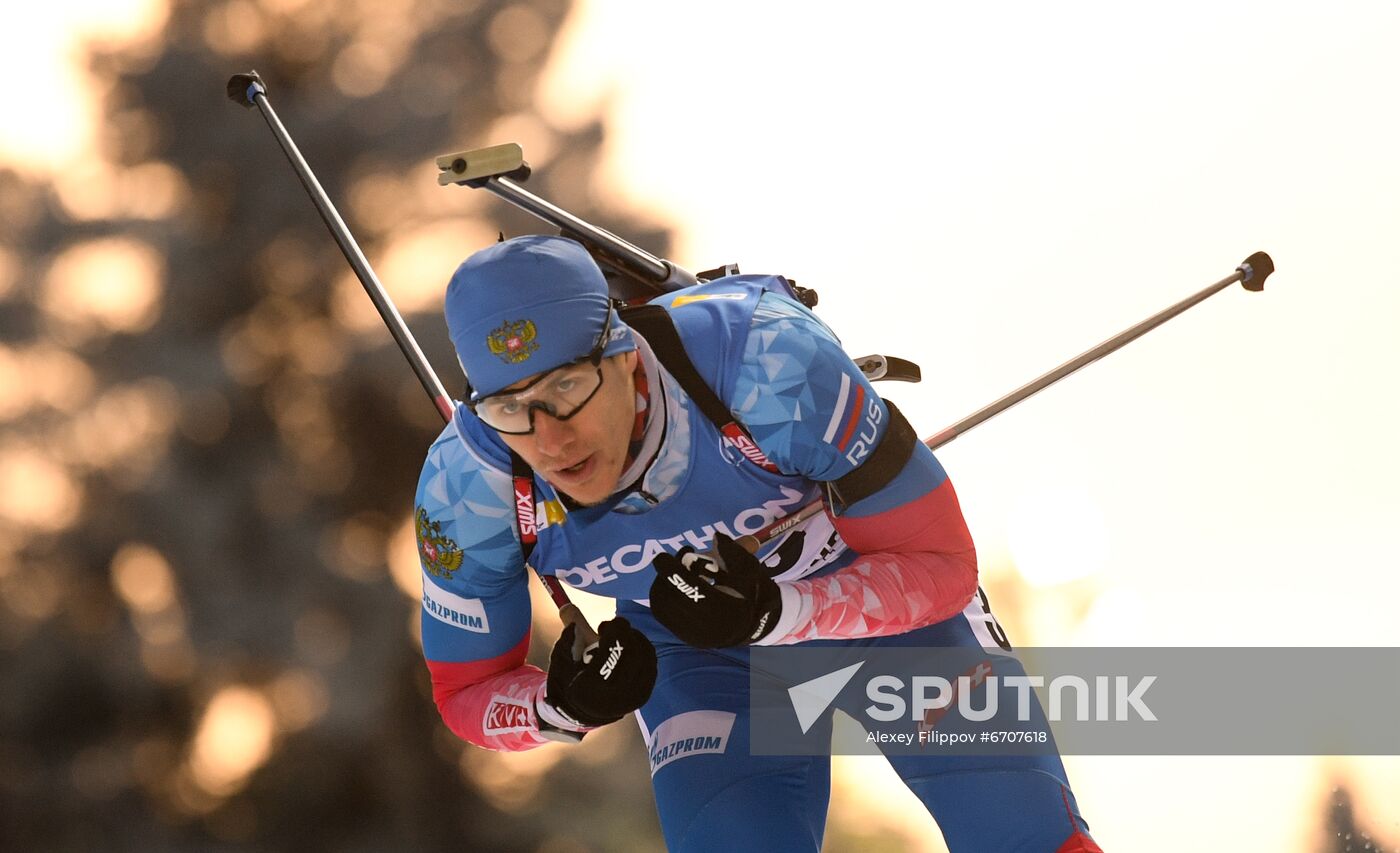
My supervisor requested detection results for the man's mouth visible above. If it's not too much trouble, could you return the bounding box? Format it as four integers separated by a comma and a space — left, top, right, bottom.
549, 454, 595, 483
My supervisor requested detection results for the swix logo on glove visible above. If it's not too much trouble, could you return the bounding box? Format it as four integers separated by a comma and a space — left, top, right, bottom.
598, 641, 624, 679
483, 696, 533, 735
749, 611, 771, 642
668, 573, 706, 602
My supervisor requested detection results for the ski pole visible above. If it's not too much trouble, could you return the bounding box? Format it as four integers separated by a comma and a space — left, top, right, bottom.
434, 143, 698, 297
225, 70, 597, 645
735, 252, 1275, 552
432, 143, 822, 309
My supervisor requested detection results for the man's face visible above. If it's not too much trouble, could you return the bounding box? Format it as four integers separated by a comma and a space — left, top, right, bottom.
498, 350, 639, 506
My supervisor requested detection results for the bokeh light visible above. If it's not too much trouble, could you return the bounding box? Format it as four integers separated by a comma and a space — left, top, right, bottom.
0, 444, 81, 531
110, 543, 178, 614
41, 237, 165, 338
187, 685, 278, 798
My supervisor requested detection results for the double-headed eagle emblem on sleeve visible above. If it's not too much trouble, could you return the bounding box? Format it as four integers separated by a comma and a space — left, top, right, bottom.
415, 507, 464, 579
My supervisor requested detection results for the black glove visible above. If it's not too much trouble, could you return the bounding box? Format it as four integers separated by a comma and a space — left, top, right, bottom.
649, 533, 783, 648
542, 617, 657, 729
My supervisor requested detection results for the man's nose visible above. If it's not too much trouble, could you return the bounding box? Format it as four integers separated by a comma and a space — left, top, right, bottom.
529, 405, 575, 455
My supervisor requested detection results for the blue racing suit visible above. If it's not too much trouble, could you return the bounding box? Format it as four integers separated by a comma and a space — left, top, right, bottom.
413, 277, 1098, 851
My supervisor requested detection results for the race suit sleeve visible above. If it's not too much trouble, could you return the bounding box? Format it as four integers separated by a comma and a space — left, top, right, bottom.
415, 422, 556, 751
729, 292, 978, 644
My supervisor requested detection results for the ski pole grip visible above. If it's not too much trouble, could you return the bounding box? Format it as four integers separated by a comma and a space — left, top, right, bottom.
559, 603, 599, 654
1237, 251, 1274, 292
226, 70, 267, 108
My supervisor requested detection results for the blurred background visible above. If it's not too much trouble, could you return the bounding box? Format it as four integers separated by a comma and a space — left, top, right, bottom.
1, 1, 1397, 850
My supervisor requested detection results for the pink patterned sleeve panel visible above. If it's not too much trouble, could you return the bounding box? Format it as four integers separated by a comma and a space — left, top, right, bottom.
429, 633, 556, 752
758, 476, 979, 644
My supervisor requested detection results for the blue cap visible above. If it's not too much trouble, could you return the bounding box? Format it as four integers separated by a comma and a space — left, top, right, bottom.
445, 235, 635, 398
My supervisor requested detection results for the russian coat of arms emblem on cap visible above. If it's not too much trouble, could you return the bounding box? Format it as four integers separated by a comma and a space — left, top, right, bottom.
415, 507, 463, 579
487, 319, 538, 364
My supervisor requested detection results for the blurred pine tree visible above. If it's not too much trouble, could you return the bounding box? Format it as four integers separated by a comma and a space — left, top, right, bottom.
0, 1, 669, 850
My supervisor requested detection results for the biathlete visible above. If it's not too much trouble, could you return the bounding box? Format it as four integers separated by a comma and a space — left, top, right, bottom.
414, 235, 1100, 852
